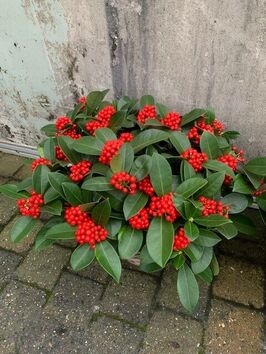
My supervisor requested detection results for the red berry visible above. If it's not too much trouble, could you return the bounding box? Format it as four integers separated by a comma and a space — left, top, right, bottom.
55, 146, 68, 161
198, 196, 230, 217
173, 228, 190, 251
17, 191, 44, 219
129, 208, 150, 230
31, 158, 51, 171
181, 148, 208, 172
69, 160, 92, 182
148, 193, 179, 223
65, 206, 91, 226
217, 154, 239, 185
110, 172, 137, 195
138, 176, 154, 196
55, 116, 72, 131
119, 132, 134, 143
75, 219, 108, 249
160, 112, 181, 130
85, 105, 116, 135
137, 105, 157, 124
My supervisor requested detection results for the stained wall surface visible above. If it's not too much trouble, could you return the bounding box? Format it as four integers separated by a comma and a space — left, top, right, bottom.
0, 0, 265, 156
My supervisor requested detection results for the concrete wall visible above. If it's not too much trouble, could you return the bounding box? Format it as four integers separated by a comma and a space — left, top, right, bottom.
0, 0, 265, 156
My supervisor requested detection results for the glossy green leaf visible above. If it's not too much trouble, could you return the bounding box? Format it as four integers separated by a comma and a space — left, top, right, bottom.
203, 160, 235, 178
150, 153, 172, 196
34, 217, 63, 251
41, 124, 57, 137
92, 199, 111, 226
221, 193, 249, 214
62, 182, 84, 205
176, 177, 207, 199
172, 253, 185, 270
95, 128, 116, 142
191, 247, 213, 274
140, 94, 155, 107
184, 222, 199, 241
200, 131, 220, 159
184, 244, 204, 262
44, 187, 60, 204
105, 218, 122, 239
245, 157, 266, 176
177, 263, 199, 313
45, 222, 75, 239
139, 245, 162, 273
86, 90, 109, 114
48, 172, 70, 198
43, 138, 56, 162
108, 111, 127, 131
11, 216, 37, 243
130, 155, 152, 180
57, 136, 82, 164
233, 174, 253, 194
123, 191, 148, 220
118, 226, 143, 260
41, 199, 62, 215
70, 244, 95, 271
180, 160, 196, 181
82, 177, 113, 191
32, 165, 50, 195
181, 108, 206, 126
210, 254, 219, 276
197, 267, 213, 283
194, 215, 232, 227
72, 136, 103, 155
256, 194, 266, 212
195, 229, 221, 246
230, 214, 256, 235
146, 217, 174, 267
0, 184, 29, 199
16, 177, 32, 192
197, 171, 225, 198
169, 131, 191, 154
110, 143, 134, 173
131, 129, 169, 153
95, 240, 121, 282
216, 223, 238, 239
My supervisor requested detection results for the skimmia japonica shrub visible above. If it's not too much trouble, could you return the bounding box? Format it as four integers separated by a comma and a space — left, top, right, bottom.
1, 90, 266, 313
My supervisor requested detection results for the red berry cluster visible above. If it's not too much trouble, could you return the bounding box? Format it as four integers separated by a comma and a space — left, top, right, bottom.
160, 112, 181, 130
137, 105, 157, 124
69, 160, 92, 182
199, 196, 230, 218
129, 208, 150, 230
173, 228, 190, 251
232, 146, 245, 163
75, 220, 108, 249
55, 116, 72, 131
85, 105, 116, 135
181, 148, 208, 172
77, 96, 86, 108
138, 176, 154, 196
187, 118, 224, 144
253, 188, 266, 197
31, 157, 51, 171
98, 133, 134, 165
17, 191, 44, 219
110, 172, 137, 194
65, 206, 89, 226
212, 119, 225, 134
55, 146, 68, 161
217, 154, 238, 185
148, 193, 179, 223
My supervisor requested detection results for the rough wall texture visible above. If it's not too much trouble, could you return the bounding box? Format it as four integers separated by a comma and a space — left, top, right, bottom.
0, 0, 265, 156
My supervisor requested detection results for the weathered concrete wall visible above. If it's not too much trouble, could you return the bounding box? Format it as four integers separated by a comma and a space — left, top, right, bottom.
0, 0, 265, 156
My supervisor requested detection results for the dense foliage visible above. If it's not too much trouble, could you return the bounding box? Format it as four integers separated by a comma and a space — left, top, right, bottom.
1, 89, 266, 312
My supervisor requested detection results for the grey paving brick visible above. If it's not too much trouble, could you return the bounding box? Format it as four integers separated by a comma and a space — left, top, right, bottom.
0, 216, 40, 253
17, 245, 71, 290
0, 177, 9, 184
0, 195, 17, 226
0, 250, 22, 286
45, 272, 103, 324
205, 300, 264, 354
67, 260, 109, 284
141, 310, 203, 354
0, 154, 24, 177
212, 256, 264, 309
100, 269, 157, 324
13, 161, 32, 180
0, 340, 17, 354
89, 315, 144, 354
157, 266, 210, 320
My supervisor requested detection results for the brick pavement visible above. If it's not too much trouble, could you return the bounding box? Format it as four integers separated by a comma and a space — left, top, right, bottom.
0, 153, 265, 354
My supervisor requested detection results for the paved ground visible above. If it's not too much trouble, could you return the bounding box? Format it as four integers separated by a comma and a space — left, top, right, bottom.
0, 152, 265, 354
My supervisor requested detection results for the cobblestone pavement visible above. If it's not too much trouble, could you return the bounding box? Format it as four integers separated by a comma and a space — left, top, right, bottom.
0, 153, 265, 354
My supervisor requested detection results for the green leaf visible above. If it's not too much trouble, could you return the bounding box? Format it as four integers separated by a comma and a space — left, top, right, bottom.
62, 182, 84, 206
216, 223, 238, 239
70, 244, 95, 271
221, 193, 249, 214
184, 244, 204, 262
143, 119, 162, 127
191, 247, 213, 274
181, 108, 206, 126
123, 191, 148, 220
0, 184, 29, 199
92, 199, 111, 226
204, 107, 215, 124
195, 229, 221, 246
86, 90, 109, 114
245, 157, 266, 176
95, 240, 121, 282
169, 131, 191, 154
82, 177, 113, 191
203, 160, 235, 178
57, 136, 82, 164
48, 172, 70, 198
173, 194, 186, 217
194, 215, 232, 227
45, 223, 75, 239
41, 124, 57, 137
95, 128, 116, 142
210, 254, 219, 276
32, 165, 50, 195
259, 208, 266, 226
131, 129, 169, 153
11, 217, 37, 243
110, 143, 134, 173
180, 160, 196, 181
108, 111, 126, 131
140, 95, 155, 107
200, 131, 220, 159
172, 253, 185, 270
222, 130, 240, 140
43, 138, 56, 162
197, 267, 213, 283
72, 137, 103, 155
198, 171, 225, 198
105, 218, 122, 239
34, 217, 63, 251
44, 187, 60, 204
232, 174, 253, 194
177, 263, 199, 313
243, 168, 261, 189
146, 217, 174, 267
184, 222, 199, 241
130, 155, 152, 180
91, 163, 109, 176
16, 177, 32, 192
230, 214, 256, 235
257, 194, 266, 212
150, 153, 172, 196
118, 226, 143, 260
41, 200, 62, 215
156, 102, 169, 117
139, 245, 162, 273
176, 177, 207, 199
